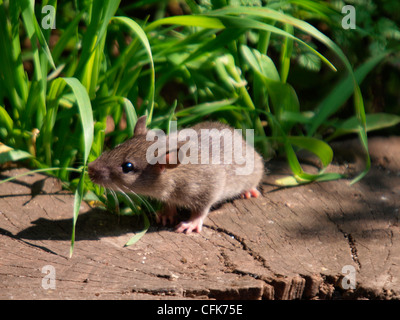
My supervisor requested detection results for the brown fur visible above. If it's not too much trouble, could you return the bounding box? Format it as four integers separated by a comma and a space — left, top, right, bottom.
88, 116, 265, 233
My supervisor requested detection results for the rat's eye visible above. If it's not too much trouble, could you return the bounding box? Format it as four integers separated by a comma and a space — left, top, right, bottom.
121, 162, 134, 173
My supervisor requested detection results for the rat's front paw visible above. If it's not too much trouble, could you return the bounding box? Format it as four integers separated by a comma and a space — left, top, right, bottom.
156, 214, 175, 226
175, 216, 204, 234
156, 204, 177, 226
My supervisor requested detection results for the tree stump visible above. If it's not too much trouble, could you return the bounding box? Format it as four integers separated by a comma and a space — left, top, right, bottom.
1, 137, 399, 299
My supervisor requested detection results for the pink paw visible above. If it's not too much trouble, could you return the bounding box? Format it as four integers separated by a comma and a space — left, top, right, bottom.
156, 205, 177, 226
156, 214, 175, 226
175, 216, 204, 234
240, 188, 261, 199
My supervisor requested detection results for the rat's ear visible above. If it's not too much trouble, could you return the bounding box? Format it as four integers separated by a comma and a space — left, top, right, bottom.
156, 149, 180, 173
134, 115, 148, 136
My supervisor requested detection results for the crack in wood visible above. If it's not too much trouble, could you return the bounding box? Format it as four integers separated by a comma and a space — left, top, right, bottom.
205, 224, 278, 276
317, 200, 362, 271
339, 230, 361, 270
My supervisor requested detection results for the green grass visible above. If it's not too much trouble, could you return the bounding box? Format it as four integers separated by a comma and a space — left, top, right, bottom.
1, 0, 399, 253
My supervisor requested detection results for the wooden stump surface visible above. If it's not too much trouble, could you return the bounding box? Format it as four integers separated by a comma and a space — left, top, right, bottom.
1, 137, 399, 299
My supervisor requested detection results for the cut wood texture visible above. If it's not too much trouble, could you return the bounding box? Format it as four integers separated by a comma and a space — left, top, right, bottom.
0, 137, 399, 299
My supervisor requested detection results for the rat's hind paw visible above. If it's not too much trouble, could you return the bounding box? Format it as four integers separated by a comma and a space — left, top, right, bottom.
240, 187, 261, 199
175, 216, 204, 234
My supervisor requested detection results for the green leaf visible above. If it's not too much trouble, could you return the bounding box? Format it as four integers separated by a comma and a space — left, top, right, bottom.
0, 2, 27, 110
275, 172, 344, 186
206, 8, 337, 71
175, 99, 239, 125
308, 52, 390, 136
0, 167, 82, 185
240, 45, 280, 81
277, 132, 339, 186
124, 213, 150, 247
328, 113, 400, 141
0, 148, 32, 164
205, 6, 373, 182
70, 173, 85, 257
52, 11, 84, 62
298, 51, 321, 72
20, 0, 56, 70
265, 80, 300, 116
94, 0, 121, 50
288, 136, 333, 167
146, 15, 226, 31
62, 77, 94, 165
0, 106, 13, 133
181, 28, 246, 66
284, 138, 303, 176
122, 98, 138, 138
61, 77, 93, 256
112, 16, 155, 120
280, 23, 294, 83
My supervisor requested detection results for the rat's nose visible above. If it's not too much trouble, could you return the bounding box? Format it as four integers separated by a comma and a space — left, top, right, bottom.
87, 162, 96, 178
88, 161, 109, 184
87, 161, 98, 181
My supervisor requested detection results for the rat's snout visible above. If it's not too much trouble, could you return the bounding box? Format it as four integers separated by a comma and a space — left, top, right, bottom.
87, 160, 110, 185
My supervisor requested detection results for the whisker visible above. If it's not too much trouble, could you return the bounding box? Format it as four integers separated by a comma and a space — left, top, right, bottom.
107, 188, 120, 214
117, 185, 156, 216
116, 186, 136, 209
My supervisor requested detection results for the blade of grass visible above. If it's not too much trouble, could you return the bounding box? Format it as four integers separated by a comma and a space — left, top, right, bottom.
0, 106, 13, 133
0, 148, 32, 164
207, 6, 339, 66
122, 98, 138, 137
206, 6, 370, 182
327, 113, 400, 141
147, 13, 336, 72
42, 78, 67, 165
75, 1, 115, 75
282, 139, 344, 185
0, 167, 83, 185
0, 1, 27, 112
280, 23, 294, 83
308, 51, 390, 136
175, 98, 238, 124
240, 45, 280, 82
70, 173, 84, 257
112, 16, 155, 120
94, 0, 121, 49
207, 12, 337, 71
263, 110, 342, 185
145, 15, 226, 31
20, 0, 56, 70
124, 212, 150, 247
62, 77, 94, 164
51, 12, 84, 62
180, 28, 246, 66
288, 136, 333, 167
61, 77, 93, 256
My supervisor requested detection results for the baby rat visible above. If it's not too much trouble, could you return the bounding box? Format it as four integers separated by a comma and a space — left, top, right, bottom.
88, 116, 264, 234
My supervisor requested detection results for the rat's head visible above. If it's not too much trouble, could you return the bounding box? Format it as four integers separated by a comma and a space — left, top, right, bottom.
88, 116, 156, 192
88, 116, 179, 194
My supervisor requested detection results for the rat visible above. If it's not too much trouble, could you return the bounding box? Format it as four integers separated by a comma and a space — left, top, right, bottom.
88, 115, 264, 234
